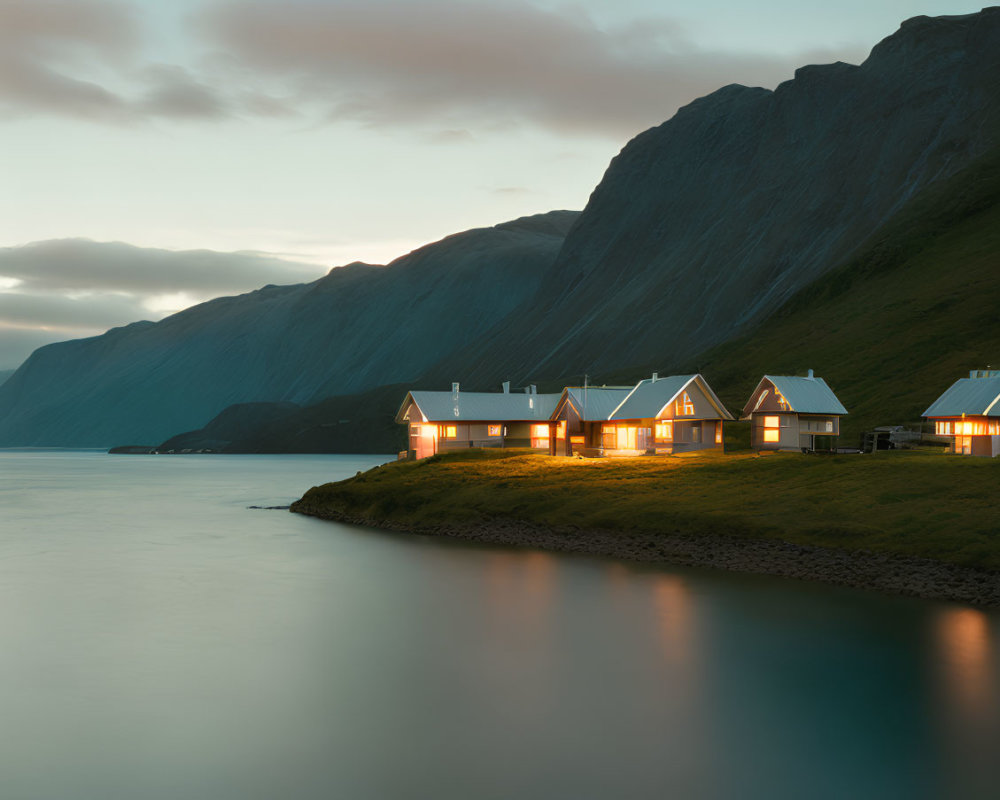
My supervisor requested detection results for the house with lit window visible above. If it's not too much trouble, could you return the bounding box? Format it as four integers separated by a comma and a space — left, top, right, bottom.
548, 385, 634, 456
395, 383, 560, 459
923, 370, 1000, 457
568, 373, 734, 456
742, 371, 848, 451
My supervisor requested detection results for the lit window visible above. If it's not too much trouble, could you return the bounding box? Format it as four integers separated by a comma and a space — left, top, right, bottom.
655, 421, 673, 440
676, 392, 695, 416
825, 421, 833, 433
440, 425, 457, 439
487, 424, 501, 437
530, 424, 549, 449
715, 424, 723, 444
570, 436, 585, 445
556, 421, 567, 439
616, 426, 637, 449
762, 415, 780, 444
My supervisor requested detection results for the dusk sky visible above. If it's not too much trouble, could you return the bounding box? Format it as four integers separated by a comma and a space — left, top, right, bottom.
0, 0, 980, 368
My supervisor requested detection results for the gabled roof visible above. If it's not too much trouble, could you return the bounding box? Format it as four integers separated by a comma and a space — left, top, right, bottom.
609, 374, 734, 421
396, 390, 560, 423
923, 376, 1000, 417
750, 375, 848, 415
554, 386, 633, 421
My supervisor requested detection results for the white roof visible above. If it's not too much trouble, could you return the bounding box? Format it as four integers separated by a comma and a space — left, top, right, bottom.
609, 374, 734, 421
396, 390, 560, 423
554, 387, 633, 421
747, 375, 848, 415
923, 375, 1000, 417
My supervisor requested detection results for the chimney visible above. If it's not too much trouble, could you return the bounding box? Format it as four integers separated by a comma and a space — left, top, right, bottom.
452, 382, 460, 394
807, 369, 814, 380
530, 384, 537, 395
502, 381, 510, 394
652, 372, 658, 383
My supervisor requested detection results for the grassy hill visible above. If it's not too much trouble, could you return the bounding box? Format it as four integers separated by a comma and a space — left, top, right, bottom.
293, 449, 1000, 572
683, 145, 1000, 442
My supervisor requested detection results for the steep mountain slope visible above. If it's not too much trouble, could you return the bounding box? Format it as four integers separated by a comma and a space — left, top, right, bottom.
0, 212, 577, 446
440, 9, 1000, 386
687, 142, 1000, 441
162, 143, 1000, 455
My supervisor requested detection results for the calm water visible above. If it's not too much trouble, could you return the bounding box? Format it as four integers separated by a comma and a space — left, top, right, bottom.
1, 451, 998, 799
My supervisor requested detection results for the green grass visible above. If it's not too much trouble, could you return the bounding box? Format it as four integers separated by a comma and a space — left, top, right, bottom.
296, 449, 1000, 571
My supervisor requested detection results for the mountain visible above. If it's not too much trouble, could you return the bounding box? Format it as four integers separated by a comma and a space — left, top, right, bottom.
2, 9, 1000, 449
169, 140, 1000, 455
440, 8, 1000, 386
0, 369, 13, 387
0, 212, 577, 446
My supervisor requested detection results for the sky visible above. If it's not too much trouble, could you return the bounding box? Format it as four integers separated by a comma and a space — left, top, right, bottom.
0, 0, 982, 369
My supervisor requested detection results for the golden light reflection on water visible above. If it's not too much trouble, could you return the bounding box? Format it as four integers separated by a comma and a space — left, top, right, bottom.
484, 550, 557, 638
935, 607, 995, 718
652, 575, 698, 674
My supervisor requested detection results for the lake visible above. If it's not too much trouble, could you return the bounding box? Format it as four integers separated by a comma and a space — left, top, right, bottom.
1, 450, 997, 799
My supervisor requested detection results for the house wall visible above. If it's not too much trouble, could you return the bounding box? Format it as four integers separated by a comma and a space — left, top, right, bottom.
751, 412, 840, 451
657, 382, 721, 420
750, 412, 799, 451
406, 419, 546, 459
597, 418, 723, 456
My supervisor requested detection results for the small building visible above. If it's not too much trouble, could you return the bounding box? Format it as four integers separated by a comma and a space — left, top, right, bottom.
396, 383, 560, 459
742, 371, 848, 452
603, 374, 734, 455
548, 386, 634, 456
922, 370, 1000, 457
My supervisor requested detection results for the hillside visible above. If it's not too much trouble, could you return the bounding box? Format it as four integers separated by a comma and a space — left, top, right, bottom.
0, 212, 577, 446
439, 8, 1000, 387
688, 142, 1000, 440
173, 140, 1000, 455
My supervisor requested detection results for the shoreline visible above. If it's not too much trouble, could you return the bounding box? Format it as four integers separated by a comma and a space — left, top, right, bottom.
290, 502, 1000, 608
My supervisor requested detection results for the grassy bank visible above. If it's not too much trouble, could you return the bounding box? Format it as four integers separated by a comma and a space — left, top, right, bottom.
293, 449, 1000, 572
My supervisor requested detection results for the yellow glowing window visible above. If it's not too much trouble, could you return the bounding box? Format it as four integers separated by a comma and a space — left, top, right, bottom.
763, 416, 780, 429
440, 425, 457, 439
763, 429, 780, 443
570, 436, 585, 445
655, 421, 673, 440
715, 424, 723, 444
531, 424, 550, 438
675, 392, 695, 416
556, 421, 567, 439
487, 424, 501, 437
959, 421, 973, 435
616, 426, 638, 450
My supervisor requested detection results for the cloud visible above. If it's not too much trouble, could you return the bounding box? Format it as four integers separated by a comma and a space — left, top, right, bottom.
0, 0, 869, 136
0, 239, 326, 369
0, 0, 138, 122
0, 238, 321, 295
196, 0, 869, 137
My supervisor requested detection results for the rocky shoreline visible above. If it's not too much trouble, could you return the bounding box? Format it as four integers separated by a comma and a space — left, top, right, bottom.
290, 501, 1000, 608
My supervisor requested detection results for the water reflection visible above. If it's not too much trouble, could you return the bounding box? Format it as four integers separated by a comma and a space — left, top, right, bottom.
936, 607, 995, 718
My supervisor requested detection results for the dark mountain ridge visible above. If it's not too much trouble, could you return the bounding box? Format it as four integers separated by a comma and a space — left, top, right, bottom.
0, 212, 577, 446
440, 8, 1000, 386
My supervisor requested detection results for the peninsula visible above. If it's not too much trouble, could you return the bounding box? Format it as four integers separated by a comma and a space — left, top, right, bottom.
291, 449, 1000, 607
